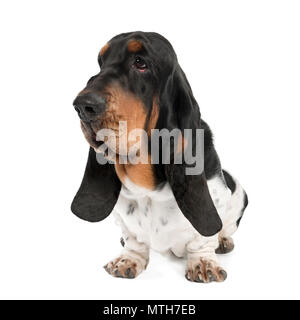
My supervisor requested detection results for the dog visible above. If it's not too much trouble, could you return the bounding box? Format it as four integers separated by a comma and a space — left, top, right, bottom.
72, 31, 248, 283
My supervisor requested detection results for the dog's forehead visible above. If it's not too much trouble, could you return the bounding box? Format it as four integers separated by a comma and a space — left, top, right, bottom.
99, 32, 175, 59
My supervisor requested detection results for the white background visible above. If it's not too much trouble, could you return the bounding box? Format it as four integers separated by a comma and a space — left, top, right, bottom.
0, 0, 299, 300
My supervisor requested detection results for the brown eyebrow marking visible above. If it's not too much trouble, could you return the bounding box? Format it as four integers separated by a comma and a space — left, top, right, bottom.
99, 43, 109, 56
128, 39, 143, 53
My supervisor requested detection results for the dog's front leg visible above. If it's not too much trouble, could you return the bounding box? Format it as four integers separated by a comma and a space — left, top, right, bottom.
185, 235, 227, 283
104, 234, 149, 279
104, 215, 149, 279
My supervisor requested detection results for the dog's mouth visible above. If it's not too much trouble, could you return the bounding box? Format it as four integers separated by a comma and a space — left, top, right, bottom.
80, 119, 121, 152
80, 120, 103, 149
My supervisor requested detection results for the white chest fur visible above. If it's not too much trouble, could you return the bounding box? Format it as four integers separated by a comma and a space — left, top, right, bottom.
113, 177, 198, 255
113, 175, 232, 257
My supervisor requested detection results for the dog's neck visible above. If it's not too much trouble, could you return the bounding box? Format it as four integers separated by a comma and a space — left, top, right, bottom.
114, 156, 157, 190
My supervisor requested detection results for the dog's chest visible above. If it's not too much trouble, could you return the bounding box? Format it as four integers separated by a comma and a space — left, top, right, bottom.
113, 177, 194, 252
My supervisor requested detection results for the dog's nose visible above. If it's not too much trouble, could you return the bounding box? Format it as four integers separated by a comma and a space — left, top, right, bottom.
73, 92, 106, 122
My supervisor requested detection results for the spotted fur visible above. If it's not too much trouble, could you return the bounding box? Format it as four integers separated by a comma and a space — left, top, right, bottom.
112, 171, 247, 280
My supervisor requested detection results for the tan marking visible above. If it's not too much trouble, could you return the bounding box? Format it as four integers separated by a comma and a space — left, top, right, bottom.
146, 97, 159, 136
128, 39, 143, 53
115, 155, 156, 190
99, 43, 109, 56
86, 84, 158, 190
176, 133, 188, 154
91, 84, 148, 150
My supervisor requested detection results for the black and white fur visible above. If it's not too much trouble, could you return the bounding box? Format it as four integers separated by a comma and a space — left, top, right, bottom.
71, 32, 248, 283
112, 169, 247, 280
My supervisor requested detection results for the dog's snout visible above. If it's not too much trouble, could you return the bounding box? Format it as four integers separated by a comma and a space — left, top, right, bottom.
74, 103, 99, 120
73, 92, 106, 122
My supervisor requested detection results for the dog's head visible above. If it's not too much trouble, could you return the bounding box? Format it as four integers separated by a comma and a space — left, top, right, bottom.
72, 32, 222, 237
73, 32, 181, 153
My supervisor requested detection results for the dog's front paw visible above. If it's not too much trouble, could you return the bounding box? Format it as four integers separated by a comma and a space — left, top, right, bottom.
103, 255, 144, 279
185, 258, 227, 283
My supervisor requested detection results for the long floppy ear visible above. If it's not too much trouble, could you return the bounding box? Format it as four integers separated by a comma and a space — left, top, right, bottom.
71, 147, 121, 222
158, 66, 222, 237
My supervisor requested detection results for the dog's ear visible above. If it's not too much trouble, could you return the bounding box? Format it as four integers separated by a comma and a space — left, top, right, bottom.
71, 147, 121, 222
157, 66, 222, 237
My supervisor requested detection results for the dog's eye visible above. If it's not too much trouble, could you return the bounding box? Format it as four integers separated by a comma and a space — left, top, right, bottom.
134, 56, 147, 71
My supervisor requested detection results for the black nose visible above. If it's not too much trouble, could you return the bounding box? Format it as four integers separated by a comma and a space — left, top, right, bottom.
73, 92, 106, 122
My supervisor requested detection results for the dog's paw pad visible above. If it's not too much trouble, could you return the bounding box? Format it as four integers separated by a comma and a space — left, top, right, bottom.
185, 258, 227, 283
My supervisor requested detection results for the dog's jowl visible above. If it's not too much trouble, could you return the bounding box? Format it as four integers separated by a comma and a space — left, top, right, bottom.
72, 31, 248, 283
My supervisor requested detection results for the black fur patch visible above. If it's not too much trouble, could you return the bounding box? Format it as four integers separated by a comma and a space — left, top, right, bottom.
222, 170, 236, 194
236, 191, 248, 227
71, 148, 121, 222
127, 203, 135, 215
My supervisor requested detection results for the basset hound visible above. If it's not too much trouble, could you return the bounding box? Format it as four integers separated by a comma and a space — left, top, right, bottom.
72, 32, 248, 283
